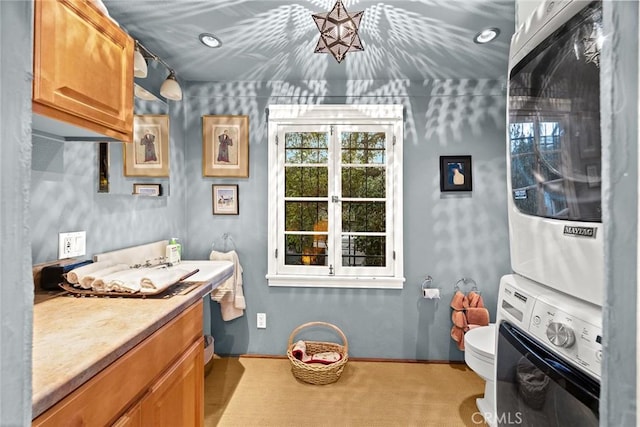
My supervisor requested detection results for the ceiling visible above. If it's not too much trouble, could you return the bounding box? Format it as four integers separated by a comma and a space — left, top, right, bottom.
102, 0, 516, 83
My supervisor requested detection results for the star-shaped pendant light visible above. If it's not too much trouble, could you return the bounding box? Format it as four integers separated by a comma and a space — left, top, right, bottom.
312, 0, 364, 63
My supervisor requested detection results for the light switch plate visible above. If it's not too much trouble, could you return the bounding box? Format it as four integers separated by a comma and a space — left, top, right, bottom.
59, 231, 86, 259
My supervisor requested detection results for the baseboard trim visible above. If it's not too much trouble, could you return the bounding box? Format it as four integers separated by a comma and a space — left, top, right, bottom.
227, 354, 465, 364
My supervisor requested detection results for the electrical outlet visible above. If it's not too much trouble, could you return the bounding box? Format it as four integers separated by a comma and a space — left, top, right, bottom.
257, 313, 267, 329
58, 231, 86, 259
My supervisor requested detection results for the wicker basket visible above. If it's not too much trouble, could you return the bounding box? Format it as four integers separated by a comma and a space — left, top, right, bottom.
286, 321, 349, 385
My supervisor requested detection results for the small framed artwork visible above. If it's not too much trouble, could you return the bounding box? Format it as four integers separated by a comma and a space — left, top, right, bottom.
440, 155, 473, 192
124, 115, 170, 177
212, 184, 239, 215
586, 164, 600, 188
133, 183, 162, 196
579, 114, 600, 159
202, 115, 249, 178
98, 142, 110, 193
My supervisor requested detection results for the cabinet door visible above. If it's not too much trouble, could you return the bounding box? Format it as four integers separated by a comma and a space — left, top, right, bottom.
112, 403, 141, 427
33, 0, 133, 141
141, 338, 204, 427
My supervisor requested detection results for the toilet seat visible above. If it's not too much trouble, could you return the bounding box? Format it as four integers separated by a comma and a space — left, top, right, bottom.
464, 324, 496, 380
465, 324, 496, 359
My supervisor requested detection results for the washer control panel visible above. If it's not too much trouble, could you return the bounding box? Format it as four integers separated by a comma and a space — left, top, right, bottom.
528, 298, 602, 379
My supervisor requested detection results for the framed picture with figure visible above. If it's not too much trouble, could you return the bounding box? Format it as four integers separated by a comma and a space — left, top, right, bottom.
440, 155, 473, 192
202, 115, 249, 178
124, 115, 170, 177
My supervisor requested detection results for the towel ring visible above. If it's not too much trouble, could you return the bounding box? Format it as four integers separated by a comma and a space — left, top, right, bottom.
454, 277, 478, 292
212, 232, 236, 253
421, 275, 433, 290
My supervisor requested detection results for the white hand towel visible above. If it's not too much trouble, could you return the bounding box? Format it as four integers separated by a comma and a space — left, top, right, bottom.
209, 250, 245, 321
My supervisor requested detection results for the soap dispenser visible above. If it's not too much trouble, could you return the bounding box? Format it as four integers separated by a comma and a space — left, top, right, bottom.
166, 238, 181, 264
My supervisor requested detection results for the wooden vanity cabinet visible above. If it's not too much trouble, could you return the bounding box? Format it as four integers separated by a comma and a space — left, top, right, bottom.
33, 0, 134, 142
32, 301, 204, 427
138, 338, 204, 426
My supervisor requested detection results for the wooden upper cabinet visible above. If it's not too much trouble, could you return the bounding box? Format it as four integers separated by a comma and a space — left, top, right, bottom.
33, 0, 134, 142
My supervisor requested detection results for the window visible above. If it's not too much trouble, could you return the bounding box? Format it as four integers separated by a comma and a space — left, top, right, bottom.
267, 105, 404, 288
510, 116, 569, 218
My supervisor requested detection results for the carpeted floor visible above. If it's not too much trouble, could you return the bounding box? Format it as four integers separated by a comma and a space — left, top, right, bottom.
204, 356, 487, 426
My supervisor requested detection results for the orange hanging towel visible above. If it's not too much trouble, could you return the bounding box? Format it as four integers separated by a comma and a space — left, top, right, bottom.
450, 291, 470, 351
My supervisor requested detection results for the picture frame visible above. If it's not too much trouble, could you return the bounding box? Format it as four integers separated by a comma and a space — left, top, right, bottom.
202, 115, 249, 178
440, 155, 473, 192
124, 115, 170, 177
579, 113, 600, 159
98, 142, 110, 193
586, 164, 600, 188
133, 183, 162, 196
212, 184, 239, 215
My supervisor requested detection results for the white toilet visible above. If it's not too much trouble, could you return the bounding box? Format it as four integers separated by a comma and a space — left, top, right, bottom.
464, 324, 496, 426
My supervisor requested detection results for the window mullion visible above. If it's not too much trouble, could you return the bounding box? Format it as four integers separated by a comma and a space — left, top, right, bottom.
328, 126, 340, 274
276, 127, 286, 272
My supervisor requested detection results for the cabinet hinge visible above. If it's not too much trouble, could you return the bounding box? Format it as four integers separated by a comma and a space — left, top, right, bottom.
393, 251, 396, 260
393, 135, 396, 146
330, 126, 334, 136
275, 135, 279, 145
275, 249, 278, 258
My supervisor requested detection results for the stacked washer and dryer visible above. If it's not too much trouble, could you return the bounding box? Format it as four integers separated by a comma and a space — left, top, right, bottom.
467, 1, 605, 426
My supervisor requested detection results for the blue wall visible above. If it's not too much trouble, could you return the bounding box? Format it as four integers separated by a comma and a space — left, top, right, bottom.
30, 99, 186, 263
183, 78, 511, 361
30, 78, 510, 361
601, 1, 638, 424
13, 1, 637, 423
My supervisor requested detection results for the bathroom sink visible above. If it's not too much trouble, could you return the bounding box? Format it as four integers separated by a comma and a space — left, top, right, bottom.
175, 260, 233, 284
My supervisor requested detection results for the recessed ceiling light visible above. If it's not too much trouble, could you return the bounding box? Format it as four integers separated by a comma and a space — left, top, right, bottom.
473, 28, 500, 44
199, 33, 222, 48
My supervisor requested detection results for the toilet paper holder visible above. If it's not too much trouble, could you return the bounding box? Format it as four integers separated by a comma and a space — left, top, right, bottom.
421, 275, 440, 299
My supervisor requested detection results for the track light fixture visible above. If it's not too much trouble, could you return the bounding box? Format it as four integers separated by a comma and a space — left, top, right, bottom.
133, 42, 148, 78
160, 70, 183, 101
134, 39, 183, 101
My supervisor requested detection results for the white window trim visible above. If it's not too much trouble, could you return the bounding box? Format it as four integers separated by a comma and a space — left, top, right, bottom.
267, 104, 405, 289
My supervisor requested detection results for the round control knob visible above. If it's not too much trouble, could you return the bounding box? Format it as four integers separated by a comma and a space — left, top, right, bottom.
546, 322, 575, 348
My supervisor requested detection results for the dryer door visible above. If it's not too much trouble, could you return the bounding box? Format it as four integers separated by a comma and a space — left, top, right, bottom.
496, 322, 599, 426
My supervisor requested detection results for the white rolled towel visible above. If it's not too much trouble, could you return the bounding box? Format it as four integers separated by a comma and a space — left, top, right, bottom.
103, 269, 148, 293
67, 261, 114, 285
83, 264, 130, 290
140, 267, 193, 293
